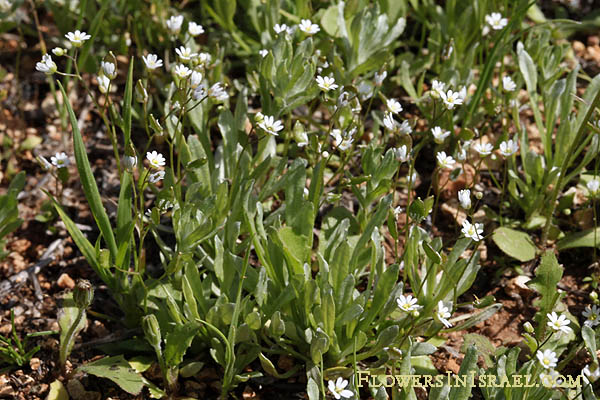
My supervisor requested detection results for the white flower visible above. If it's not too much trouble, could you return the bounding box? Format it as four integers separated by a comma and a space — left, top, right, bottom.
472, 142, 494, 157
327, 377, 353, 400
458, 189, 471, 209
146, 151, 166, 169
298, 19, 319, 35
407, 171, 418, 185
457, 147, 467, 162
547, 312, 572, 334
166, 15, 184, 34
583, 305, 600, 327
0, 0, 11, 12
149, 170, 165, 183
587, 178, 600, 196
65, 30, 91, 47
502, 76, 516, 92
331, 129, 354, 151
35, 54, 57, 74
399, 120, 412, 135
98, 75, 110, 93
175, 46, 197, 62
142, 54, 163, 70
485, 13, 508, 30
431, 126, 450, 144
499, 139, 519, 157
173, 64, 192, 79
436, 151, 455, 169
435, 301, 452, 328
540, 369, 562, 388
258, 115, 284, 136
259, 49, 268, 58
431, 80, 446, 98
440, 89, 464, 110
188, 22, 204, 36
101, 61, 116, 79
387, 98, 403, 114
393, 206, 403, 217
583, 364, 600, 384
395, 145, 410, 163
397, 294, 420, 312
461, 220, 484, 241
197, 52, 212, 66
208, 83, 229, 101
383, 112, 397, 131
316, 76, 338, 91
51, 152, 70, 168
536, 349, 558, 369
374, 71, 387, 86
190, 71, 203, 89
273, 23, 289, 34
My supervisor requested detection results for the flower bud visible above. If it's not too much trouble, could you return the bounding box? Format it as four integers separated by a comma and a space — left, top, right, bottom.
73, 279, 94, 309
411, 310, 420, 318
591, 291, 599, 302
142, 314, 162, 350
149, 114, 164, 135
475, 191, 483, 200
523, 321, 534, 334
123, 155, 137, 171
52, 47, 66, 57
135, 79, 148, 103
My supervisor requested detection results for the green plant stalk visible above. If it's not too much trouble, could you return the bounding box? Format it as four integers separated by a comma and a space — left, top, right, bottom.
541, 88, 600, 244
59, 308, 85, 374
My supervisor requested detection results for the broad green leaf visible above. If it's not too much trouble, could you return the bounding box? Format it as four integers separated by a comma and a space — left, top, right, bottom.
582, 325, 597, 364
448, 345, 477, 400
517, 41, 537, 93
164, 323, 201, 367
306, 377, 320, 400
527, 251, 562, 316
77, 355, 144, 395
492, 227, 536, 262
47, 379, 69, 400
557, 227, 600, 250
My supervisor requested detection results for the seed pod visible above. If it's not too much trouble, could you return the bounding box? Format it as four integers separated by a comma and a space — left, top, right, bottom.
73, 280, 94, 309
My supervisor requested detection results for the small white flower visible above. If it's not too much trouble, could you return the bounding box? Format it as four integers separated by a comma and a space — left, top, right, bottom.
146, 151, 166, 169
387, 98, 403, 114
383, 112, 398, 131
98, 75, 110, 93
461, 220, 484, 241
435, 301, 452, 328
431, 80, 446, 98
175, 46, 197, 62
395, 145, 410, 163
190, 71, 203, 89
393, 206, 403, 217
536, 349, 558, 369
399, 120, 412, 135
502, 76, 516, 92
273, 23, 289, 34
298, 19, 319, 35
457, 147, 468, 162
436, 151, 455, 169
259, 49, 268, 58
101, 61, 116, 79
65, 30, 91, 47
331, 129, 354, 151
583, 364, 600, 384
316, 76, 338, 91
583, 305, 600, 327
208, 83, 229, 101
51, 152, 70, 168
547, 312, 572, 334
499, 139, 519, 157
485, 12, 508, 30
149, 170, 165, 183
440, 89, 464, 110
431, 126, 450, 144
458, 189, 471, 209
407, 171, 418, 185
472, 142, 494, 157
188, 22, 204, 36
587, 178, 600, 197
374, 71, 387, 86
258, 115, 284, 136
35, 54, 57, 74
173, 64, 192, 79
142, 54, 163, 70
540, 369, 562, 388
397, 294, 420, 312
197, 52, 212, 66
327, 377, 353, 400
166, 15, 184, 34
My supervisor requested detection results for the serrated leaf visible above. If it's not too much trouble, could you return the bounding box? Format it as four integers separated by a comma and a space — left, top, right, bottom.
77, 355, 144, 395
492, 227, 536, 262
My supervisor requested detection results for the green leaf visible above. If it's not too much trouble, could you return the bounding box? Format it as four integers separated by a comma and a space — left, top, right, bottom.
582, 325, 597, 365
460, 333, 496, 368
557, 228, 600, 250
491, 227, 536, 262
517, 41, 537, 93
58, 293, 86, 362
448, 345, 477, 400
306, 377, 320, 400
47, 379, 69, 400
77, 355, 144, 395
57, 82, 118, 261
122, 57, 134, 147
527, 251, 563, 315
